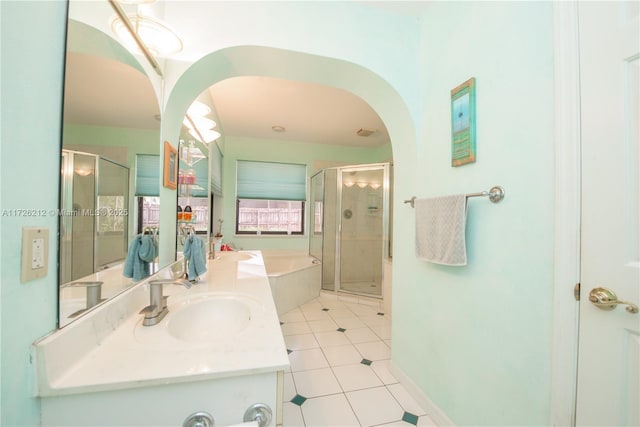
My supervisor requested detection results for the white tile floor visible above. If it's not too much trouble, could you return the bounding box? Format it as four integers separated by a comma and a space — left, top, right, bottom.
280, 293, 438, 427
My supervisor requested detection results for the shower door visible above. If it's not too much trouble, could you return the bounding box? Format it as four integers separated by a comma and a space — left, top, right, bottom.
60, 151, 129, 284
338, 164, 389, 297
60, 151, 96, 284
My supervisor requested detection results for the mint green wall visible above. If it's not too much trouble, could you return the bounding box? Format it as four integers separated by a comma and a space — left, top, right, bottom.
391, 2, 555, 425
1, 1, 67, 425
221, 136, 390, 251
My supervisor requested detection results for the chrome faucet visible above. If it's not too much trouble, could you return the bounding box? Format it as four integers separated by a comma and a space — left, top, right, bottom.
140, 279, 192, 326
65, 281, 104, 318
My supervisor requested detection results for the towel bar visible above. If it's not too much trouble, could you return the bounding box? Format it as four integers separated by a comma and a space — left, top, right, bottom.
405, 186, 505, 208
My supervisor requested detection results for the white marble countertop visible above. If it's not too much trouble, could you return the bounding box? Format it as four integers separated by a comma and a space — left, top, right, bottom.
34, 251, 289, 397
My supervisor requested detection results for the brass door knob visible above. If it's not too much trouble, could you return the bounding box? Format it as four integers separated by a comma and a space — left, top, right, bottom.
589, 287, 639, 314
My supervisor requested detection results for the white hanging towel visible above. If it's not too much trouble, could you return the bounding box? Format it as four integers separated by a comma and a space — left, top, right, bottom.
414, 194, 468, 266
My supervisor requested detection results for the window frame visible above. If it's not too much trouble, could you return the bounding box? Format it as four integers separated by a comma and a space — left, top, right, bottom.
235, 198, 305, 236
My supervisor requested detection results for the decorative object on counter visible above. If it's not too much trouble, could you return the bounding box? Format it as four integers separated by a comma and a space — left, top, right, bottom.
183, 205, 193, 221
451, 77, 476, 167
163, 141, 178, 189
123, 234, 157, 281
177, 205, 183, 221
183, 234, 207, 280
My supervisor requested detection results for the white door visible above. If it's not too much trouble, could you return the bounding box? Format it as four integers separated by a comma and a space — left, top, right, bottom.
576, 2, 640, 426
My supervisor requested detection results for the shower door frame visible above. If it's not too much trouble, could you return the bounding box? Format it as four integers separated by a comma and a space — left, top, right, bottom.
333, 162, 391, 298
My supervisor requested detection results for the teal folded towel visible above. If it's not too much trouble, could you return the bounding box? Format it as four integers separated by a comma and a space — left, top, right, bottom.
183, 235, 207, 280
124, 234, 156, 281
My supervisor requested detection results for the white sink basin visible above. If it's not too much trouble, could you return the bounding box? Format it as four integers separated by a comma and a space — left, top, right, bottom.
217, 252, 253, 262
166, 294, 255, 343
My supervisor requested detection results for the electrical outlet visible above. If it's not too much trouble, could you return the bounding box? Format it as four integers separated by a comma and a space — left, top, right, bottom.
21, 227, 49, 283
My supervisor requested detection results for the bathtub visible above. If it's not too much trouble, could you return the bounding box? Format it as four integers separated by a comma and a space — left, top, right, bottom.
261, 250, 321, 314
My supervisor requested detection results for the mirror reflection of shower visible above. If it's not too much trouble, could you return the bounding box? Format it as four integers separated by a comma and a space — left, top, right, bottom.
310, 163, 391, 298
60, 150, 130, 284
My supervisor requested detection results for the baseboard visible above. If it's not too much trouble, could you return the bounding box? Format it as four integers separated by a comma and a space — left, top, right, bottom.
388, 360, 456, 426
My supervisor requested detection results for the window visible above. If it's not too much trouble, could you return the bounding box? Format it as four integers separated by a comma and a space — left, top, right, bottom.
235, 161, 306, 235
135, 155, 160, 234
236, 199, 304, 235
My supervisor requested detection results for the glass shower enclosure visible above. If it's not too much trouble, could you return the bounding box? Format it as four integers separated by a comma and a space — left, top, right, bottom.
310, 163, 390, 298
60, 150, 129, 284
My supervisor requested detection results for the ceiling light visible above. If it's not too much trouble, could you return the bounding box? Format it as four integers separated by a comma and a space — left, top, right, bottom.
272, 125, 286, 132
74, 168, 93, 177
192, 117, 216, 130
187, 101, 211, 118
356, 128, 377, 137
199, 129, 221, 143
111, 14, 183, 57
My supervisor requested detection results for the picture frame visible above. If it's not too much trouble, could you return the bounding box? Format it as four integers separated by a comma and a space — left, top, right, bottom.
163, 141, 178, 189
451, 77, 476, 167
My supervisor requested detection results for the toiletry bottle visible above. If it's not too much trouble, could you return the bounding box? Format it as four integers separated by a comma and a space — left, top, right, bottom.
184, 205, 192, 221
177, 205, 183, 221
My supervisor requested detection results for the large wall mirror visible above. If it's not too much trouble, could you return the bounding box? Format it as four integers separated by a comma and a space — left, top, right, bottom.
58, 1, 165, 327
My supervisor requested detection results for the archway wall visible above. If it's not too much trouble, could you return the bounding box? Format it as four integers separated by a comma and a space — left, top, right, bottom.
160, 2, 559, 426
159, 3, 421, 268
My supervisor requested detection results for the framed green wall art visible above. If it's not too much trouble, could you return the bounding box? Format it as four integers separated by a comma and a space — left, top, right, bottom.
451, 77, 476, 167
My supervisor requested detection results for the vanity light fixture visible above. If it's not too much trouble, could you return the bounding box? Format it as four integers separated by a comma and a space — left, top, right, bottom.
356, 182, 369, 189
344, 181, 355, 188
108, 0, 165, 77
369, 182, 381, 190
111, 14, 183, 57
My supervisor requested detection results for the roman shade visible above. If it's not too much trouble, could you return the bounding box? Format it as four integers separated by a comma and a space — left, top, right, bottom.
236, 160, 306, 201
135, 154, 159, 196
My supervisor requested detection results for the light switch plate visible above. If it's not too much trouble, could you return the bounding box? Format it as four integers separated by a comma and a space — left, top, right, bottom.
21, 227, 49, 283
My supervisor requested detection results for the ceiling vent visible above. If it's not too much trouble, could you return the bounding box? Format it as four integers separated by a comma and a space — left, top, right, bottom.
356, 128, 377, 137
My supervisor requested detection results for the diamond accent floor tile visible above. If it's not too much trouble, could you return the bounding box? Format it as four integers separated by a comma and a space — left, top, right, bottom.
361, 358, 372, 366
402, 411, 419, 425
291, 394, 307, 406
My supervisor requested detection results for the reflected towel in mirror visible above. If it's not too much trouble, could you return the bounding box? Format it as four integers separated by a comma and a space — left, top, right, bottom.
123, 234, 156, 281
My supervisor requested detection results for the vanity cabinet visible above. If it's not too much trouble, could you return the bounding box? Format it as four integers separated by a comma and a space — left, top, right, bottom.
41, 371, 281, 426
35, 252, 288, 427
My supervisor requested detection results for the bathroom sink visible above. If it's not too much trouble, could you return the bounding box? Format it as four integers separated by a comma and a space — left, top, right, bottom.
217, 252, 254, 262
166, 294, 255, 343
